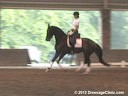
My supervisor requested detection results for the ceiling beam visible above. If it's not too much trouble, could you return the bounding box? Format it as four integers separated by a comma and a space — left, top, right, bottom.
0, 0, 128, 10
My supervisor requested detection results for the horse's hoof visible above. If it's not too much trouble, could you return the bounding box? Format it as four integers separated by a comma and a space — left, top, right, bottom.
75, 69, 80, 72
82, 72, 89, 75
63, 69, 67, 72
82, 70, 90, 75
45, 68, 50, 72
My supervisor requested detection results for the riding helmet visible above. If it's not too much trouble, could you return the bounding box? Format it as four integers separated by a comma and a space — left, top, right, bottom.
73, 11, 79, 16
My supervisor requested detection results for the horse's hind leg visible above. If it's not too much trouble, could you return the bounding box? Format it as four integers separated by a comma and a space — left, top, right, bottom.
76, 61, 85, 72
76, 51, 91, 74
82, 52, 92, 74
83, 60, 91, 74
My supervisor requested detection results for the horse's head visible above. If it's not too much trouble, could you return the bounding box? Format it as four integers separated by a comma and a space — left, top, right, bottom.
46, 24, 67, 42
46, 24, 54, 41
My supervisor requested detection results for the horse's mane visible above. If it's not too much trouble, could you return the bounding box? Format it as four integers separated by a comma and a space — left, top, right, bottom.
50, 26, 67, 37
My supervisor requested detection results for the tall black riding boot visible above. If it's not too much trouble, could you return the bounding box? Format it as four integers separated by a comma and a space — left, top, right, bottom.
70, 46, 74, 55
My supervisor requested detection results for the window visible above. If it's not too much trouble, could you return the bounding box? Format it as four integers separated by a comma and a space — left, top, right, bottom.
111, 11, 128, 49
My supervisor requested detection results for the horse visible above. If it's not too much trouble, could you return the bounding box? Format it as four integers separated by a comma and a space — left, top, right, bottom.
45, 24, 110, 74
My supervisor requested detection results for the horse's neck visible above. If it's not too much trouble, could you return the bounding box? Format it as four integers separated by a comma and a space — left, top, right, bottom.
54, 31, 66, 45
52, 27, 67, 45
55, 34, 66, 44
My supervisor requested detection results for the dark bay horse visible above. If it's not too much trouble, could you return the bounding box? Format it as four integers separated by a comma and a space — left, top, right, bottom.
45, 24, 110, 74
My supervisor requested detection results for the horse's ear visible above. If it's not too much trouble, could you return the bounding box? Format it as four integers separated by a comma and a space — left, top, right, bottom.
48, 23, 50, 28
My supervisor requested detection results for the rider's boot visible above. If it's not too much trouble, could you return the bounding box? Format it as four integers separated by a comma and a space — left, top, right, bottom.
70, 46, 74, 55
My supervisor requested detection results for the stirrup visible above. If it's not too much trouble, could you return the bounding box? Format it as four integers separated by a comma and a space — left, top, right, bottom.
70, 50, 74, 55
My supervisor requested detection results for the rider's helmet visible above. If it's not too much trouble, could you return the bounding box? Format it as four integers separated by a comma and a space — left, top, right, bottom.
73, 11, 79, 16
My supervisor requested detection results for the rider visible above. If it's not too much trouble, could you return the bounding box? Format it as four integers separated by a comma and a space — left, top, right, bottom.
68, 11, 80, 54
72, 11, 80, 34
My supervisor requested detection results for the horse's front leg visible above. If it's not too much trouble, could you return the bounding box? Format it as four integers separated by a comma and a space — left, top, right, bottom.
45, 51, 60, 72
45, 62, 53, 72
56, 53, 66, 70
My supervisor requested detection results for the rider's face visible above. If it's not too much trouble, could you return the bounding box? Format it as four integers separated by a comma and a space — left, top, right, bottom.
74, 15, 79, 19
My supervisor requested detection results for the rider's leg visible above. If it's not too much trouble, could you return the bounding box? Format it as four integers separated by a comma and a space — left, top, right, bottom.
70, 34, 76, 55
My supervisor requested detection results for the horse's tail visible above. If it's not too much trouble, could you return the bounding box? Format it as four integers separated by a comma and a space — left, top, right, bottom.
94, 44, 111, 66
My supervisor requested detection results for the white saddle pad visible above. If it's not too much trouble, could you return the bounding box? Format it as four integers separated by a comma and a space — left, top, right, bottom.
75, 38, 82, 48
67, 37, 82, 48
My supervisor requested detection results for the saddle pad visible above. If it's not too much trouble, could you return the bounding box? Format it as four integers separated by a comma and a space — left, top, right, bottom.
67, 37, 82, 48
74, 38, 82, 48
